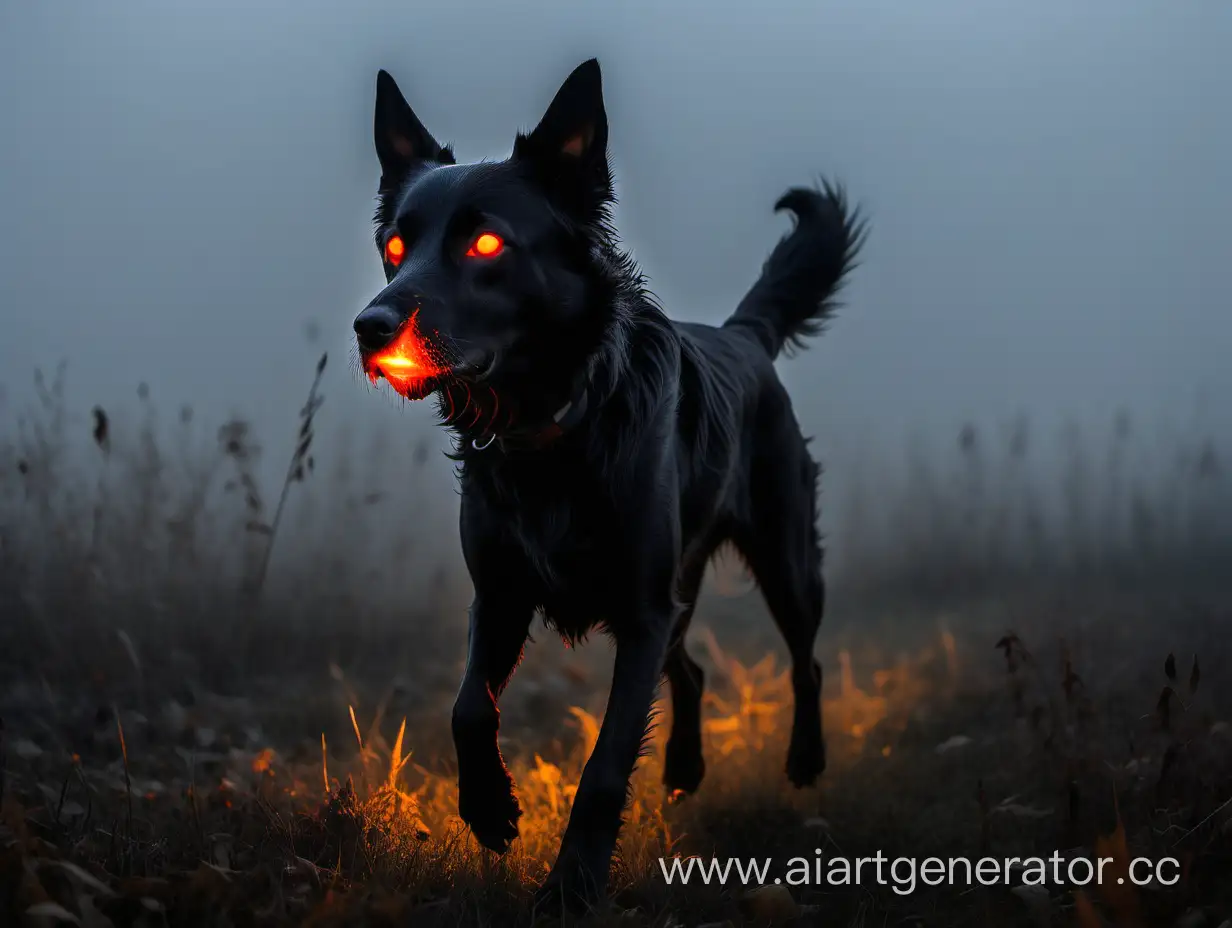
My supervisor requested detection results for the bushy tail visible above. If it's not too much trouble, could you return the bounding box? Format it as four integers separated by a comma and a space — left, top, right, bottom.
723, 180, 867, 359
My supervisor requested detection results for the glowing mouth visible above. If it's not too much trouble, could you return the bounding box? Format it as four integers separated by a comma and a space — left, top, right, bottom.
364, 310, 444, 400
377, 356, 427, 375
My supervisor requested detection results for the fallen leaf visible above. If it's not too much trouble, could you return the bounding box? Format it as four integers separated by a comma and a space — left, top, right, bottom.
212, 842, 231, 869
994, 802, 1054, 819
24, 902, 82, 925
1011, 884, 1052, 927
739, 884, 799, 923
935, 735, 973, 754
39, 859, 116, 898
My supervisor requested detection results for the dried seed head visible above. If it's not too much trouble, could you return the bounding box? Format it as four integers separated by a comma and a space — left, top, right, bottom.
91, 406, 110, 453
218, 419, 259, 462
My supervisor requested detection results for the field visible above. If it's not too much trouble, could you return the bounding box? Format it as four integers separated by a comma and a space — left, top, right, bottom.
2, 358, 1231, 927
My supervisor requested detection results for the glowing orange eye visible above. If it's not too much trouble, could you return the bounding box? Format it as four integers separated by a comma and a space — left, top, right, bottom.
384, 234, 405, 267
466, 232, 504, 258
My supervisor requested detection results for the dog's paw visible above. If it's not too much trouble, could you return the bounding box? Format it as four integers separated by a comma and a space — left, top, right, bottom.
663, 737, 706, 797
786, 730, 826, 788
458, 768, 522, 853
468, 807, 521, 854
534, 849, 609, 916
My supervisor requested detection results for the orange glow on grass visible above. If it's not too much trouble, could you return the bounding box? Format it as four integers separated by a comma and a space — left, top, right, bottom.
233, 629, 952, 901
365, 310, 444, 400
466, 231, 504, 258
251, 748, 275, 774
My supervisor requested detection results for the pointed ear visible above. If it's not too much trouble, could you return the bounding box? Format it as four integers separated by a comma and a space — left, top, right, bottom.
513, 59, 611, 217
374, 69, 454, 186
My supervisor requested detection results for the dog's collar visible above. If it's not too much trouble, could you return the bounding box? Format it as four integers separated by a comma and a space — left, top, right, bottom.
470, 377, 590, 453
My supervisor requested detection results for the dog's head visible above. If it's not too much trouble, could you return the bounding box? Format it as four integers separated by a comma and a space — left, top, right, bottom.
355, 59, 618, 417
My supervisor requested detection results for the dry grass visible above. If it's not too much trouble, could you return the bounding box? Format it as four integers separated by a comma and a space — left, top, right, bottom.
2, 360, 1231, 927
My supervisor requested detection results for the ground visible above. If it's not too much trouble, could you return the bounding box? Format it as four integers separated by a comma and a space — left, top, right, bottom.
5, 587, 1232, 927
2, 362, 1231, 926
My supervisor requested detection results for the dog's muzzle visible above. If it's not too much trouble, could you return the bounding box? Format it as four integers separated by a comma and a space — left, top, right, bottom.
353, 303, 404, 352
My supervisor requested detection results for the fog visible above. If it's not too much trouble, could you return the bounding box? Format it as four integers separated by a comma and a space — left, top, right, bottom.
2, 0, 1230, 545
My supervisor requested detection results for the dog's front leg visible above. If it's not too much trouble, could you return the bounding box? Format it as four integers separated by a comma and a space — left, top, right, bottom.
537, 599, 678, 910
452, 593, 533, 853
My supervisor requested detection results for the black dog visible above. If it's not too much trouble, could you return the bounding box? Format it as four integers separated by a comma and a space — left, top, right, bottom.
353, 58, 864, 909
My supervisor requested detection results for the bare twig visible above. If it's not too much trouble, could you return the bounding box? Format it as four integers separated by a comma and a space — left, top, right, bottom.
115, 706, 134, 869
250, 352, 327, 596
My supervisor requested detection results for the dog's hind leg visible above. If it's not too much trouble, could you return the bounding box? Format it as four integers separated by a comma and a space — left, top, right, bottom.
735, 438, 827, 787
663, 639, 705, 795
665, 539, 719, 793
662, 558, 709, 796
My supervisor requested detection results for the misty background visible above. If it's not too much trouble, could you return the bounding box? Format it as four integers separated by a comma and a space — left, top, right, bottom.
2, 0, 1230, 602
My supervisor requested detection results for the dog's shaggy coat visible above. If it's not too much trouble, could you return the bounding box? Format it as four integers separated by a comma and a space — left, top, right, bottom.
353, 58, 865, 909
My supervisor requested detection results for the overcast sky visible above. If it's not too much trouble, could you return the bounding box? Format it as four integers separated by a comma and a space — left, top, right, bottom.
2, 0, 1229, 515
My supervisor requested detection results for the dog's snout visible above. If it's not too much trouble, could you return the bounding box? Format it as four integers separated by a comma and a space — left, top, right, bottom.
353, 304, 404, 351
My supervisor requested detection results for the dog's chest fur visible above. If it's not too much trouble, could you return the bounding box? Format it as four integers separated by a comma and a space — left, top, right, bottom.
465, 444, 629, 636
